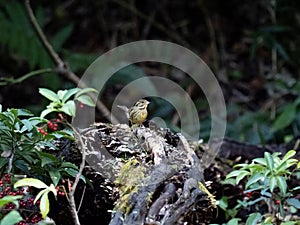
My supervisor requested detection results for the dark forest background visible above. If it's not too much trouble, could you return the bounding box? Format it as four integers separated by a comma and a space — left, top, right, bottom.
1, 0, 300, 145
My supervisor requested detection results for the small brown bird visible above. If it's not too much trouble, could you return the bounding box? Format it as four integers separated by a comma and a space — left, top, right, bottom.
128, 99, 150, 125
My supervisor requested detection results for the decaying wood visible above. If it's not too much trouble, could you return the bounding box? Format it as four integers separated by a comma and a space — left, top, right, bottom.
50, 122, 300, 225
73, 122, 212, 225
211, 137, 300, 160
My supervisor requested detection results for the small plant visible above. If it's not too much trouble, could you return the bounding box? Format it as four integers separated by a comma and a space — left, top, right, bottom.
0, 174, 43, 225
14, 178, 57, 220
39, 87, 97, 118
220, 150, 300, 224
0, 87, 96, 224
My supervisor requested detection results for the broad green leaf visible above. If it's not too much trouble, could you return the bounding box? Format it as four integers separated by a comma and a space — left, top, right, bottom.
61, 88, 80, 103
297, 162, 300, 169
273, 103, 297, 131
34, 189, 48, 204
0, 195, 22, 207
49, 169, 61, 186
63, 167, 79, 177
57, 90, 68, 100
40, 152, 57, 167
236, 170, 250, 184
75, 88, 98, 97
60, 162, 78, 170
227, 218, 240, 225
264, 152, 274, 172
217, 196, 228, 211
63, 168, 86, 183
14, 178, 48, 189
40, 191, 50, 219
226, 170, 242, 179
286, 198, 300, 209
269, 176, 277, 192
282, 150, 296, 162
60, 100, 75, 116
277, 159, 297, 173
245, 212, 262, 225
281, 222, 296, 225
246, 173, 264, 188
17, 109, 33, 117
40, 108, 56, 118
252, 158, 266, 166
0, 210, 22, 225
76, 95, 95, 107
276, 176, 287, 194
39, 88, 59, 102
21, 119, 33, 131
51, 23, 74, 50
48, 184, 57, 196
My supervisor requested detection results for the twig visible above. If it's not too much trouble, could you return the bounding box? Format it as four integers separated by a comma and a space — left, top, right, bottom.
24, 0, 119, 124
77, 185, 86, 214
0, 68, 54, 86
67, 128, 87, 225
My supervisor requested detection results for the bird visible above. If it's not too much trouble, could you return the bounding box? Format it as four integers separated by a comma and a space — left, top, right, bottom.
128, 99, 150, 126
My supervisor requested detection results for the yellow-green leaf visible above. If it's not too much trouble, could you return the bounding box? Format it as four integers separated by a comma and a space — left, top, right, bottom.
40, 192, 50, 219
14, 178, 48, 189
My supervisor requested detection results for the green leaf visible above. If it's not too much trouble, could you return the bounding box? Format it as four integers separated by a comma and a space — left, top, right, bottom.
39, 88, 60, 102
273, 103, 297, 131
286, 198, 300, 209
21, 119, 33, 131
14, 178, 48, 189
17, 109, 33, 117
0, 195, 22, 207
63, 168, 86, 183
61, 88, 80, 103
281, 222, 296, 225
218, 196, 228, 211
0, 210, 23, 225
226, 170, 242, 179
40, 108, 56, 118
236, 170, 250, 184
60, 162, 78, 170
76, 95, 95, 107
48, 184, 57, 196
252, 157, 266, 166
227, 218, 240, 225
245, 212, 262, 225
60, 100, 75, 116
269, 176, 277, 192
34, 189, 48, 204
57, 90, 68, 100
40, 152, 57, 167
49, 169, 61, 186
276, 176, 287, 194
282, 150, 296, 162
51, 23, 74, 50
75, 88, 98, 97
246, 173, 264, 188
40, 191, 50, 219
264, 152, 274, 172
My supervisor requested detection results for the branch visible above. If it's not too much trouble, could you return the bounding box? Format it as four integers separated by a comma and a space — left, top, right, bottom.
67, 128, 87, 225
24, 0, 119, 124
0, 68, 54, 86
